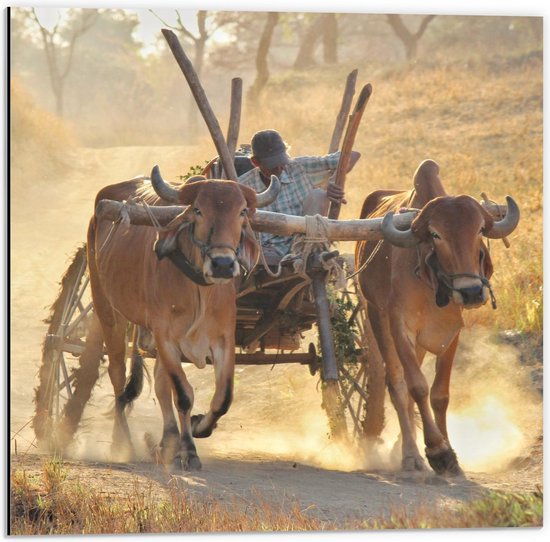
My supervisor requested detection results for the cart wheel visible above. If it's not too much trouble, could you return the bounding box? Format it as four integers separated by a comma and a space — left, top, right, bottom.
33, 245, 104, 452
320, 263, 386, 444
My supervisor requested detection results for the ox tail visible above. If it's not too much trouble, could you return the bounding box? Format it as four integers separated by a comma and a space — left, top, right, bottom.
118, 327, 150, 410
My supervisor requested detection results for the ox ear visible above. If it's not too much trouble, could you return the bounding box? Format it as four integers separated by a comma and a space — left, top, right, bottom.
153, 208, 193, 260
417, 244, 453, 307
177, 179, 205, 205
411, 198, 440, 240
238, 217, 259, 273
480, 241, 494, 280
238, 184, 258, 212
416, 244, 439, 291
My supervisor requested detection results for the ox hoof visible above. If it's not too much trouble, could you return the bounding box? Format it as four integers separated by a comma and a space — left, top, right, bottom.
191, 414, 217, 438
177, 451, 202, 471
402, 455, 428, 472
425, 446, 463, 477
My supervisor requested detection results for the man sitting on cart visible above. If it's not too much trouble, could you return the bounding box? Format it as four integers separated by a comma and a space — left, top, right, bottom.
238, 129, 361, 262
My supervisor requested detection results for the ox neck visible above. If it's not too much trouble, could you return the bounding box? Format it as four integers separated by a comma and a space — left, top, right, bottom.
168, 224, 213, 287
166, 249, 212, 287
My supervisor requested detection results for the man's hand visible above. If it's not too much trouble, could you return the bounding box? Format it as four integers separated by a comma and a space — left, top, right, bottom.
326, 182, 346, 205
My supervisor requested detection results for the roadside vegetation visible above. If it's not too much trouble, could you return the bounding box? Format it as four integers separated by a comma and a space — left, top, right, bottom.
10, 458, 543, 534
10, 76, 76, 185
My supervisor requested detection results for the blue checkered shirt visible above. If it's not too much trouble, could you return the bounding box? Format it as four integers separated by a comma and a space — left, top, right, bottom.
238, 152, 341, 255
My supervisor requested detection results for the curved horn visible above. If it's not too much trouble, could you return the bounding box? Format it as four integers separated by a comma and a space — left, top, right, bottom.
151, 165, 179, 203
381, 211, 420, 248
255, 175, 281, 208
484, 196, 520, 239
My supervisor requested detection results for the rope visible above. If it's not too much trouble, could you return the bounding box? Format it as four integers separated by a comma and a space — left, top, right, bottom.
257, 214, 345, 287
345, 239, 384, 280
256, 236, 298, 278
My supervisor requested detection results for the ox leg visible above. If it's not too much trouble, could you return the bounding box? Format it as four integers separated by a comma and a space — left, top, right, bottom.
156, 341, 202, 471
192, 344, 234, 439
153, 360, 181, 466
367, 306, 426, 471
101, 318, 135, 461
389, 316, 461, 476
430, 334, 463, 476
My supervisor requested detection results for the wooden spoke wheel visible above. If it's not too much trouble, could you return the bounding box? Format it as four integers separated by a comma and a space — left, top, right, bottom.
320, 257, 386, 444
33, 245, 105, 452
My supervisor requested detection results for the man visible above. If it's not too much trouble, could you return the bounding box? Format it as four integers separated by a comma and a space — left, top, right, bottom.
238, 129, 361, 258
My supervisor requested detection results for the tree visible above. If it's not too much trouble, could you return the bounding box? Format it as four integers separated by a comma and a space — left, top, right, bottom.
294, 13, 338, 69
247, 12, 279, 106
29, 7, 98, 116
386, 14, 436, 61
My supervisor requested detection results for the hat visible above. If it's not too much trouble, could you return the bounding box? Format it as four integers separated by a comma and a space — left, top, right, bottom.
251, 130, 290, 168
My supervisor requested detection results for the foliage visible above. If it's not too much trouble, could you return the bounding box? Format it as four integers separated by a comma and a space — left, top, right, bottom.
178, 162, 210, 181
317, 286, 365, 433
325, 286, 360, 370
10, 459, 543, 534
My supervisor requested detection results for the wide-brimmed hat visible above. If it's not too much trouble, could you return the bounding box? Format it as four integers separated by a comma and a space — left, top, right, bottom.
251, 129, 290, 168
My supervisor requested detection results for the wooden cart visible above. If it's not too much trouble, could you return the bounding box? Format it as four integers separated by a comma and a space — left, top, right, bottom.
32, 29, 387, 454
32, 240, 386, 451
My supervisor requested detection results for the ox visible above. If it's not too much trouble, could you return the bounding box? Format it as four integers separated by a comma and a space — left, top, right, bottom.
356, 159, 519, 476
87, 166, 279, 470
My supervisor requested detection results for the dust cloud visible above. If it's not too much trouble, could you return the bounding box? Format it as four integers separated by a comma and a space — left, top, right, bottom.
9, 130, 540, 475
63, 324, 540, 475
177, 325, 541, 475
444, 327, 541, 472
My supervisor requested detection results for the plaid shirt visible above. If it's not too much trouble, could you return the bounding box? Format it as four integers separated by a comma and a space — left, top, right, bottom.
238, 152, 341, 255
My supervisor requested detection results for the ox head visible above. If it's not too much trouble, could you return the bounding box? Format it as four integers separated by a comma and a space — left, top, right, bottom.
151, 166, 280, 284
382, 194, 520, 308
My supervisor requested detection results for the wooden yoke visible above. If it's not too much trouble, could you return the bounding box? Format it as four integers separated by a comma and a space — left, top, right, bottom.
328, 83, 372, 219
162, 29, 238, 181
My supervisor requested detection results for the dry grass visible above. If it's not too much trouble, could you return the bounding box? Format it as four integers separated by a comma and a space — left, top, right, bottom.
242, 54, 543, 335
10, 76, 77, 187
10, 458, 542, 534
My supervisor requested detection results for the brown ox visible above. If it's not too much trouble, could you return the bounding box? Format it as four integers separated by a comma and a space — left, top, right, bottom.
355, 159, 519, 476
87, 166, 279, 470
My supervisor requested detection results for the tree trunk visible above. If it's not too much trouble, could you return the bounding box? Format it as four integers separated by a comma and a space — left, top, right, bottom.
386, 14, 435, 61
247, 12, 279, 105
294, 15, 325, 69
322, 14, 338, 64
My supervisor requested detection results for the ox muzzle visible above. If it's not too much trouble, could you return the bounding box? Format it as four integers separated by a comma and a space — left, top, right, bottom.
426, 252, 497, 309
189, 224, 241, 283
155, 222, 241, 286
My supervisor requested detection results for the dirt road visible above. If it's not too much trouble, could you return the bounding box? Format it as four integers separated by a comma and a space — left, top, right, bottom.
10, 146, 543, 525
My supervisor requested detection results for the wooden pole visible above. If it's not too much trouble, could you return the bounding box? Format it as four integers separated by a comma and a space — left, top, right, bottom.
328, 83, 372, 220
328, 69, 358, 153
161, 29, 238, 181
226, 77, 243, 164
95, 199, 418, 241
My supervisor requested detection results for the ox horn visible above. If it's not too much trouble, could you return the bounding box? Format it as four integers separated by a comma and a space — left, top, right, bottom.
151, 165, 180, 203
381, 211, 421, 248
254, 175, 281, 208
484, 196, 520, 239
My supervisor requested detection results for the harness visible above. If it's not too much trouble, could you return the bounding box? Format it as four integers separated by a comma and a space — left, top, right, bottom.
419, 247, 497, 309
156, 222, 242, 287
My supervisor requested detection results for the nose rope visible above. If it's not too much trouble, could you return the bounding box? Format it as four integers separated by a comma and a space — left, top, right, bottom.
436, 270, 497, 309
419, 246, 497, 309
188, 223, 240, 259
